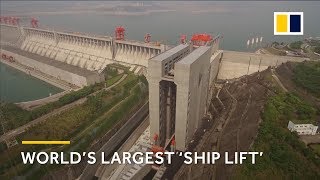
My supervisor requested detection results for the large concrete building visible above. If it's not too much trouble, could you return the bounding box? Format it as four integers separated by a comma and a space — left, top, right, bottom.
148, 38, 222, 151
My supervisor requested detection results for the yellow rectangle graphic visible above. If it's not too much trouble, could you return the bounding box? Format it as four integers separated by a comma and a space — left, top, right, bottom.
276, 14, 288, 32
22, 141, 70, 145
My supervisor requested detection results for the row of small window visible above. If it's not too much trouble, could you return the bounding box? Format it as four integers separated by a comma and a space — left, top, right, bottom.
295, 125, 309, 128
164, 50, 189, 74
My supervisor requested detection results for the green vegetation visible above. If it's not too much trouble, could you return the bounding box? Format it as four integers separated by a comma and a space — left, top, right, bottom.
0, 64, 129, 135
308, 40, 320, 47
106, 74, 123, 87
290, 41, 303, 49
234, 93, 320, 179
0, 73, 148, 179
310, 144, 320, 156
314, 46, 320, 54
293, 61, 320, 98
0, 84, 103, 135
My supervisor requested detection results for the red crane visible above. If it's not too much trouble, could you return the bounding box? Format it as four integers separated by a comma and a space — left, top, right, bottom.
180, 34, 187, 44
11, 17, 20, 26
153, 133, 158, 144
31, 18, 39, 28
144, 33, 151, 43
191, 33, 213, 46
3, 16, 9, 24
8, 17, 14, 25
115, 26, 125, 40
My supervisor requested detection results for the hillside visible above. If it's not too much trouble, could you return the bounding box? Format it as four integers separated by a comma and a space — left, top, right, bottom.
174, 61, 320, 180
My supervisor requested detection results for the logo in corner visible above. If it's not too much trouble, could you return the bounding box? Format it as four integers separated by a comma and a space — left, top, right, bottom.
274, 12, 304, 35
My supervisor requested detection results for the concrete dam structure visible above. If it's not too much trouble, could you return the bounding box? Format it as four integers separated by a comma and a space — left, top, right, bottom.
1, 22, 308, 87
0, 24, 166, 87
1, 24, 165, 70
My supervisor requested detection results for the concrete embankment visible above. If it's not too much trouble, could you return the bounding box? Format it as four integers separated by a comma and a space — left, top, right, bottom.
16, 90, 72, 110
217, 50, 309, 79
1, 46, 105, 87
0, 59, 72, 91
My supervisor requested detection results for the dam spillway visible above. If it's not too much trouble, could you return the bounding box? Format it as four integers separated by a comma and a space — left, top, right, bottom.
1, 23, 308, 87
1, 24, 166, 72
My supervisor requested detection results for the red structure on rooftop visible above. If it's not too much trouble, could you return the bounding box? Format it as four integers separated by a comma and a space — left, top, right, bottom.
191, 33, 212, 46
180, 34, 187, 44
31, 18, 39, 28
144, 33, 151, 43
115, 26, 125, 40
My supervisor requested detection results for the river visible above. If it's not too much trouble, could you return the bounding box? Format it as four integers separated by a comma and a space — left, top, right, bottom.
0, 62, 62, 103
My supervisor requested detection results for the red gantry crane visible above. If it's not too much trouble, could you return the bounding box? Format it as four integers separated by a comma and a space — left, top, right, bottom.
115, 26, 125, 40
31, 17, 39, 28
144, 33, 151, 43
191, 33, 213, 46
180, 34, 187, 44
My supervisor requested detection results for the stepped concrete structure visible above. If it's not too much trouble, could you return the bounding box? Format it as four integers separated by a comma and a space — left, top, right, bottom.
0, 24, 165, 71
0, 24, 166, 87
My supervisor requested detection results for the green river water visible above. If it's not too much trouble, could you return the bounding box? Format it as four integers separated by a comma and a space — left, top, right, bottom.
0, 62, 62, 103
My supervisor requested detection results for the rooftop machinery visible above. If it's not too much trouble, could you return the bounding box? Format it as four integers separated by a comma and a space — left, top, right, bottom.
115, 26, 125, 40
180, 34, 187, 44
191, 33, 213, 46
0, 16, 39, 28
31, 18, 39, 28
144, 33, 151, 43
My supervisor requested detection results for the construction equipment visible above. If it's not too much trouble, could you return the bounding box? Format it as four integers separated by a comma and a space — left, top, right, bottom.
151, 145, 165, 154
31, 17, 39, 28
191, 33, 213, 46
144, 33, 151, 43
115, 26, 125, 40
180, 34, 187, 44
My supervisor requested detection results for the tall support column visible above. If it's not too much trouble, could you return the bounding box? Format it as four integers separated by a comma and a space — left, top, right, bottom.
53, 31, 58, 44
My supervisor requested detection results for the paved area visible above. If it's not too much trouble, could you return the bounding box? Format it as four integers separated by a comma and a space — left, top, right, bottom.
300, 134, 320, 145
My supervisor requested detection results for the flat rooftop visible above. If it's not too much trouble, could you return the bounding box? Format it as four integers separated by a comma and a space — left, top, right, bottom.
150, 44, 189, 62
176, 46, 211, 65
1, 45, 98, 77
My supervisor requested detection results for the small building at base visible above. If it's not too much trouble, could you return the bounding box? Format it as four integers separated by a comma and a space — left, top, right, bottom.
287, 121, 318, 135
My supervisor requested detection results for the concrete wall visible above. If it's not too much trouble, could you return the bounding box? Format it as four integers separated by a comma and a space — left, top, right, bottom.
174, 46, 212, 151
218, 50, 308, 79
1, 24, 164, 72
147, 44, 192, 146
147, 60, 162, 144
114, 40, 163, 67
0, 24, 23, 46
1, 49, 101, 87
